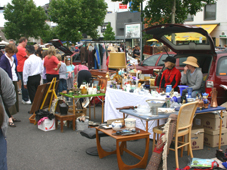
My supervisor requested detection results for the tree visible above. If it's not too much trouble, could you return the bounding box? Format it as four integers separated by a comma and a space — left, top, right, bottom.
49, 0, 107, 45
3, 0, 47, 41
111, 0, 216, 25
103, 23, 115, 40
40, 24, 58, 43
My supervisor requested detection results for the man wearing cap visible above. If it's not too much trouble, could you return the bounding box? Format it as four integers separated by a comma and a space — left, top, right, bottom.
181, 56, 203, 98
159, 56, 181, 91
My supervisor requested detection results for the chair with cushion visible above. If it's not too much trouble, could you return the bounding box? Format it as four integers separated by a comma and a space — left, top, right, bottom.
152, 101, 199, 168
80, 128, 112, 156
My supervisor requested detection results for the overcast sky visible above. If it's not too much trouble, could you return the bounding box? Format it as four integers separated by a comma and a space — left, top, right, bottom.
0, 0, 132, 27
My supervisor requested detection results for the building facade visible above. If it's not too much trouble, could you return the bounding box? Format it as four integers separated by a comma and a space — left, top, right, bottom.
184, 0, 227, 47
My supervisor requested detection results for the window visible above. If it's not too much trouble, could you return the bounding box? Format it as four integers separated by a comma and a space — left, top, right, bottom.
179, 57, 187, 67
157, 54, 175, 66
185, 14, 194, 21
204, 4, 216, 20
217, 56, 227, 76
142, 55, 160, 66
101, 22, 110, 33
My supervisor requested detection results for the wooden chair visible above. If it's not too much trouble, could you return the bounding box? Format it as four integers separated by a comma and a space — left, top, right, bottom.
152, 101, 199, 168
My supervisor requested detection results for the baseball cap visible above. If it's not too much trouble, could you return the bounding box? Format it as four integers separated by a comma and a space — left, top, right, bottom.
163, 56, 176, 64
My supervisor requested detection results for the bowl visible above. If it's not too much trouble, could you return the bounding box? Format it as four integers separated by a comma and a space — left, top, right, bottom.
111, 121, 122, 131
125, 118, 136, 128
146, 99, 165, 108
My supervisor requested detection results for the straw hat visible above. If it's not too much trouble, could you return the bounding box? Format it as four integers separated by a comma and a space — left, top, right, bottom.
183, 56, 199, 68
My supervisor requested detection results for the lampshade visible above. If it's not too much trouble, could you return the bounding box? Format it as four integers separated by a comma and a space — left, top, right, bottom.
108, 52, 126, 69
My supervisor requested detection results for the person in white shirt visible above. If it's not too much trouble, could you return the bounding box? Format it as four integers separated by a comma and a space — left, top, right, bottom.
23, 45, 43, 103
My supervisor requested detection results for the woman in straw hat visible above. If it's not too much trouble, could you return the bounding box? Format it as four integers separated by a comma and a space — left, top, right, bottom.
181, 56, 203, 98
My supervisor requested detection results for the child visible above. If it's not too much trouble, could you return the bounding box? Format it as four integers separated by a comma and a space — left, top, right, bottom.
65, 56, 75, 90
56, 54, 67, 94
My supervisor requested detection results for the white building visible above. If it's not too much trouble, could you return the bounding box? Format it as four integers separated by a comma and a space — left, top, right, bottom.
184, 0, 227, 47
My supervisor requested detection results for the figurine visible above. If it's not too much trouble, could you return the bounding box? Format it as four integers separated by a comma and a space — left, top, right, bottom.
202, 93, 209, 109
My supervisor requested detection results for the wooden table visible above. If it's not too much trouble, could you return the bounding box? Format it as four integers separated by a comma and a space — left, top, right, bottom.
96, 127, 150, 170
60, 93, 105, 123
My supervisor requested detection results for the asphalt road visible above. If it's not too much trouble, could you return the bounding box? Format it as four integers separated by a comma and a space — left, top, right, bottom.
6, 95, 219, 170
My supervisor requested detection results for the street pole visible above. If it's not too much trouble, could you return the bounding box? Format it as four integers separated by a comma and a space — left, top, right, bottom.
140, 1, 144, 61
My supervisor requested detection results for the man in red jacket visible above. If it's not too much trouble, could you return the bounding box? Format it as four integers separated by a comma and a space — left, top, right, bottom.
159, 56, 181, 91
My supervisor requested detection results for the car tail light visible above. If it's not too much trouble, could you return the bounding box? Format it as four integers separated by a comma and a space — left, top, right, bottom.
206, 80, 214, 88
205, 80, 213, 97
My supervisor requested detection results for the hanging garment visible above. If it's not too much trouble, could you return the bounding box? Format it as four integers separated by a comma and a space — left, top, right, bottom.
95, 44, 101, 69
101, 44, 107, 70
88, 50, 95, 69
80, 46, 86, 63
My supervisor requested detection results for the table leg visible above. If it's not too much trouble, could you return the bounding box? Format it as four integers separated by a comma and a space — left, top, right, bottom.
96, 129, 116, 158
116, 136, 150, 170
219, 110, 223, 149
73, 98, 75, 115
94, 98, 96, 119
89, 101, 91, 120
72, 117, 75, 131
60, 119, 63, 132
101, 96, 104, 123
146, 121, 148, 132
89, 100, 91, 120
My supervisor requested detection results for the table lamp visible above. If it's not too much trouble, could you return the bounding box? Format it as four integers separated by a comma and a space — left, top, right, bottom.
108, 52, 126, 84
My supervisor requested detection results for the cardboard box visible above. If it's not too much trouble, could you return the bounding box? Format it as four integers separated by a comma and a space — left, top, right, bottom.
204, 128, 227, 147
38, 118, 55, 132
193, 112, 227, 131
183, 127, 204, 151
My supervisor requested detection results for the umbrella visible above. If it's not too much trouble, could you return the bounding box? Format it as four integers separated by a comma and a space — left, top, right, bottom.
147, 38, 158, 42
0, 41, 9, 45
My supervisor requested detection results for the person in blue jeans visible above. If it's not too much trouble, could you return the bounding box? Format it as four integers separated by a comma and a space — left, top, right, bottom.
56, 54, 67, 94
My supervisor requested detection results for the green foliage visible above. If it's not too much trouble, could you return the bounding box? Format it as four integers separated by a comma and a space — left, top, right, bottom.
40, 24, 58, 43
3, 0, 47, 41
103, 23, 115, 40
111, 0, 216, 25
49, 0, 107, 44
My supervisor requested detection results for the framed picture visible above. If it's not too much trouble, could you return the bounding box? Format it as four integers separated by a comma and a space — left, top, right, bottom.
99, 77, 107, 93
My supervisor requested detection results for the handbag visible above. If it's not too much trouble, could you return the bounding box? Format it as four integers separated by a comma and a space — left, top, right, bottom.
59, 101, 68, 115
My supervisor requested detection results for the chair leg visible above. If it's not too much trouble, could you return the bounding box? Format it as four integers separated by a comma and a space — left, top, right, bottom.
181, 136, 184, 157
153, 132, 156, 151
175, 135, 179, 168
188, 131, 194, 158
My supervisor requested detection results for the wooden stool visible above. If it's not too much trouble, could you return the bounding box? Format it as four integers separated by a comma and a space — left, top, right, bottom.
55, 113, 76, 132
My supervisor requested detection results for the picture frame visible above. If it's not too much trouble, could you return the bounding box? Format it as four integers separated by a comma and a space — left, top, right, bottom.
99, 77, 107, 93
92, 79, 100, 88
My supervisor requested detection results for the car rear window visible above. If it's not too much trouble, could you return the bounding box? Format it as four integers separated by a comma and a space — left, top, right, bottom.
143, 54, 160, 66
157, 54, 175, 66
217, 56, 227, 76
179, 58, 187, 67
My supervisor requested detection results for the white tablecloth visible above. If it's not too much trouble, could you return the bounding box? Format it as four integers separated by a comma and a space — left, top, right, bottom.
104, 88, 166, 138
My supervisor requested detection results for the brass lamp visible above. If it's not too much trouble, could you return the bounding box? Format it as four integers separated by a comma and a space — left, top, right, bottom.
108, 52, 126, 84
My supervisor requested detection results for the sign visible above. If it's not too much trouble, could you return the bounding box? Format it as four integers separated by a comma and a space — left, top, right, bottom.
125, 23, 141, 39
220, 35, 227, 38
119, 3, 127, 9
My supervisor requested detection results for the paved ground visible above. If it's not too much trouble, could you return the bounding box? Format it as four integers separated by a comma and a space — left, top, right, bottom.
6, 95, 220, 170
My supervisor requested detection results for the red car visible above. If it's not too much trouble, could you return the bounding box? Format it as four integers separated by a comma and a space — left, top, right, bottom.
50, 39, 81, 65
142, 24, 227, 105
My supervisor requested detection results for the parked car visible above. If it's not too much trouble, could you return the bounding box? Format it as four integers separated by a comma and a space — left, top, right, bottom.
50, 39, 81, 65
143, 24, 227, 105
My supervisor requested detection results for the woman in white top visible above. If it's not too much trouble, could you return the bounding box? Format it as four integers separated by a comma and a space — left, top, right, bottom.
0, 44, 20, 127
